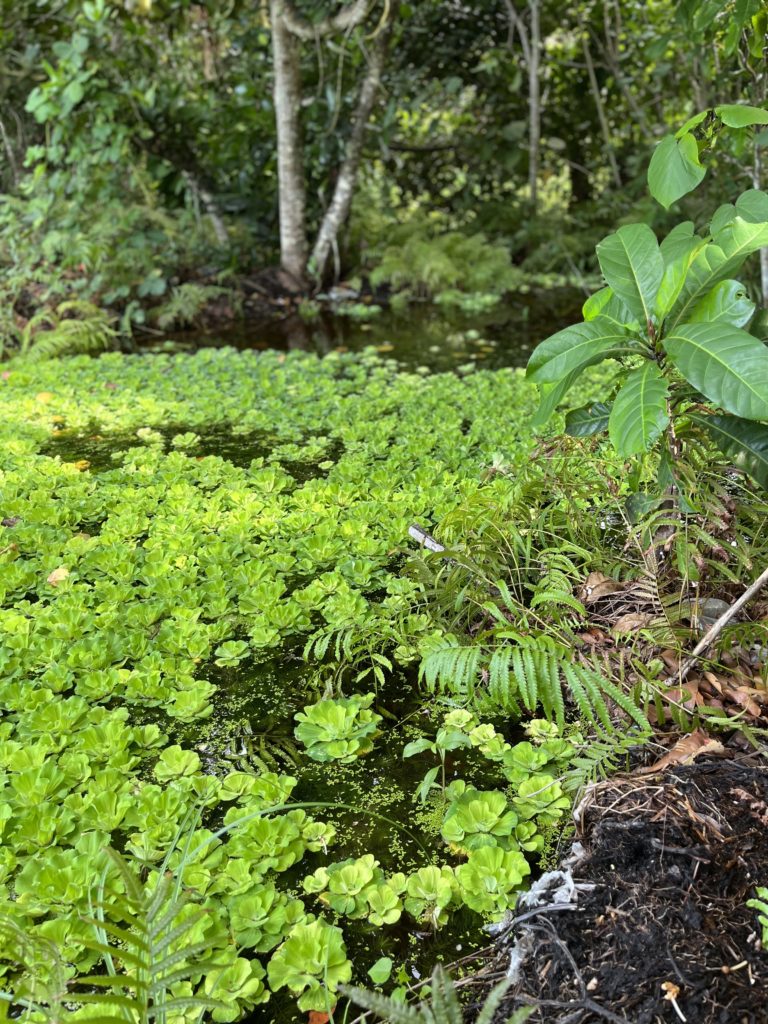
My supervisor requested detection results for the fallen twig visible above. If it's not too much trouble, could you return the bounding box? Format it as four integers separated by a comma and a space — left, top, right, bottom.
661, 564, 768, 689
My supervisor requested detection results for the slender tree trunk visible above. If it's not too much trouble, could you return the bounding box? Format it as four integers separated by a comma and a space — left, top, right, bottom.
0, 114, 18, 189
581, 30, 622, 189
271, 0, 309, 286
182, 171, 228, 247
503, 0, 541, 213
527, 0, 541, 212
312, 29, 390, 282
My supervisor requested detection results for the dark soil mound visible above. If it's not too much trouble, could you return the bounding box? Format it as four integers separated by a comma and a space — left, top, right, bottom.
474, 755, 768, 1024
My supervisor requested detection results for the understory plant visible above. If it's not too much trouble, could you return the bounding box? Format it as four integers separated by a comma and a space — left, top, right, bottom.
528, 104, 768, 494
368, 215, 520, 309
747, 886, 768, 947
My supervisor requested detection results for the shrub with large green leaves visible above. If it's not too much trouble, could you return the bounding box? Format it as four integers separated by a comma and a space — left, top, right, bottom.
528, 105, 768, 493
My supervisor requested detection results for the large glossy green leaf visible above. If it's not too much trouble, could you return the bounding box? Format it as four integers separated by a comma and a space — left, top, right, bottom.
735, 188, 768, 223
608, 362, 669, 456
647, 133, 706, 209
688, 279, 755, 327
712, 215, 768, 255
690, 412, 768, 488
669, 218, 768, 327
655, 236, 707, 320
596, 224, 664, 324
659, 221, 696, 262
582, 287, 635, 327
663, 322, 768, 420
582, 286, 611, 321
564, 402, 611, 437
715, 103, 768, 127
674, 111, 709, 138
526, 318, 636, 384
709, 203, 736, 235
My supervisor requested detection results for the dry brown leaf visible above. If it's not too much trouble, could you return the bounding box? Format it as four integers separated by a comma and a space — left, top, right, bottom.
661, 649, 680, 673
727, 687, 763, 717
577, 626, 611, 647
46, 566, 69, 586
612, 612, 654, 633
636, 729, 724, 775
664, 680, 703, 710
578, 571, 625, 604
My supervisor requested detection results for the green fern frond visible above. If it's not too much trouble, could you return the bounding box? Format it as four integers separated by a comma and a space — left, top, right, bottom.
0, 849, 229, 1024
153, 283, 230, 330
564, 727, 651, 792
421, 636, 649, 734
419, 643, 484, 699
21, 300, 117, 361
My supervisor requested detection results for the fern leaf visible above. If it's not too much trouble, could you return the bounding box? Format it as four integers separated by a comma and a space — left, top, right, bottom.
576, 664, 613, 731
339, 984, 422, 1023
592, 667, 651, 731
511, 648, 533, 712
562, 662, 598, 726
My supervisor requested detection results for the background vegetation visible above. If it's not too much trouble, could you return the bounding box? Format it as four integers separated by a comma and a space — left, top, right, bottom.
1, 2, 768, 1022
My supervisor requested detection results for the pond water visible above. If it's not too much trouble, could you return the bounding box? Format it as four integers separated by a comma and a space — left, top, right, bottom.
153, 286, 585, 372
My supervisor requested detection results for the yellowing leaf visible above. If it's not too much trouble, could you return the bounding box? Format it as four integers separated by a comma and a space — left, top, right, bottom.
46, 566, 70, 586
637, 729, 724, 775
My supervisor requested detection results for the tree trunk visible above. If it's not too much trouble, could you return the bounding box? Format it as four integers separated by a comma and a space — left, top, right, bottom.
311, 28, 390, 282
271, 0, 309, 286
581, 30, 622, 189
503, 0, 541, 213
527, 0, 541, 213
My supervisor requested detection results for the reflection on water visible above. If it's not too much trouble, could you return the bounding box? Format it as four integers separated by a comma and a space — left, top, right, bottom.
156, 288, 585, 372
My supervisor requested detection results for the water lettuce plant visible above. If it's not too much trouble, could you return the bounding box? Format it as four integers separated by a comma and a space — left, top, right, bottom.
441, 783, 518, 853
294, 693, 382, 763
267, 918, 352, 1011
454, 846, 531, 919
303, 854, 406, 923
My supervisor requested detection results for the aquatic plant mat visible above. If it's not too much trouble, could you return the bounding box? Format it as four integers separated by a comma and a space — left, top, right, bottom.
471, 753, 768, 1024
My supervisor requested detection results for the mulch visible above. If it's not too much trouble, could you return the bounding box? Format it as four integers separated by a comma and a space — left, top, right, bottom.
466, 753, 768, 1024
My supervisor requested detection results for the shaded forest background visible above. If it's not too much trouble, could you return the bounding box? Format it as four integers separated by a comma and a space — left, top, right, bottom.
0, 0, 766, 344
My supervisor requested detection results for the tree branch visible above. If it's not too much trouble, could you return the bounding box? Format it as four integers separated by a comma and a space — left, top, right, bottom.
279, 0, 373, 40
502, 0, 531, 66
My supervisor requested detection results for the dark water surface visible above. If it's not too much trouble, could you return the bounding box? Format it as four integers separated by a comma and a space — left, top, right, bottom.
155, 287, 585, 372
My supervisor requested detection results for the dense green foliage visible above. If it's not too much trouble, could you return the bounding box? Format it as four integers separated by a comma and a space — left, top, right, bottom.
2, 2, 768, 1020
3, 0, 768, 348
0, 349, 599, 1015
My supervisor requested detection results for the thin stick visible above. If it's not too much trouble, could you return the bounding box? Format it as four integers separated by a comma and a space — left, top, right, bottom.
662, 564, 768, 688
